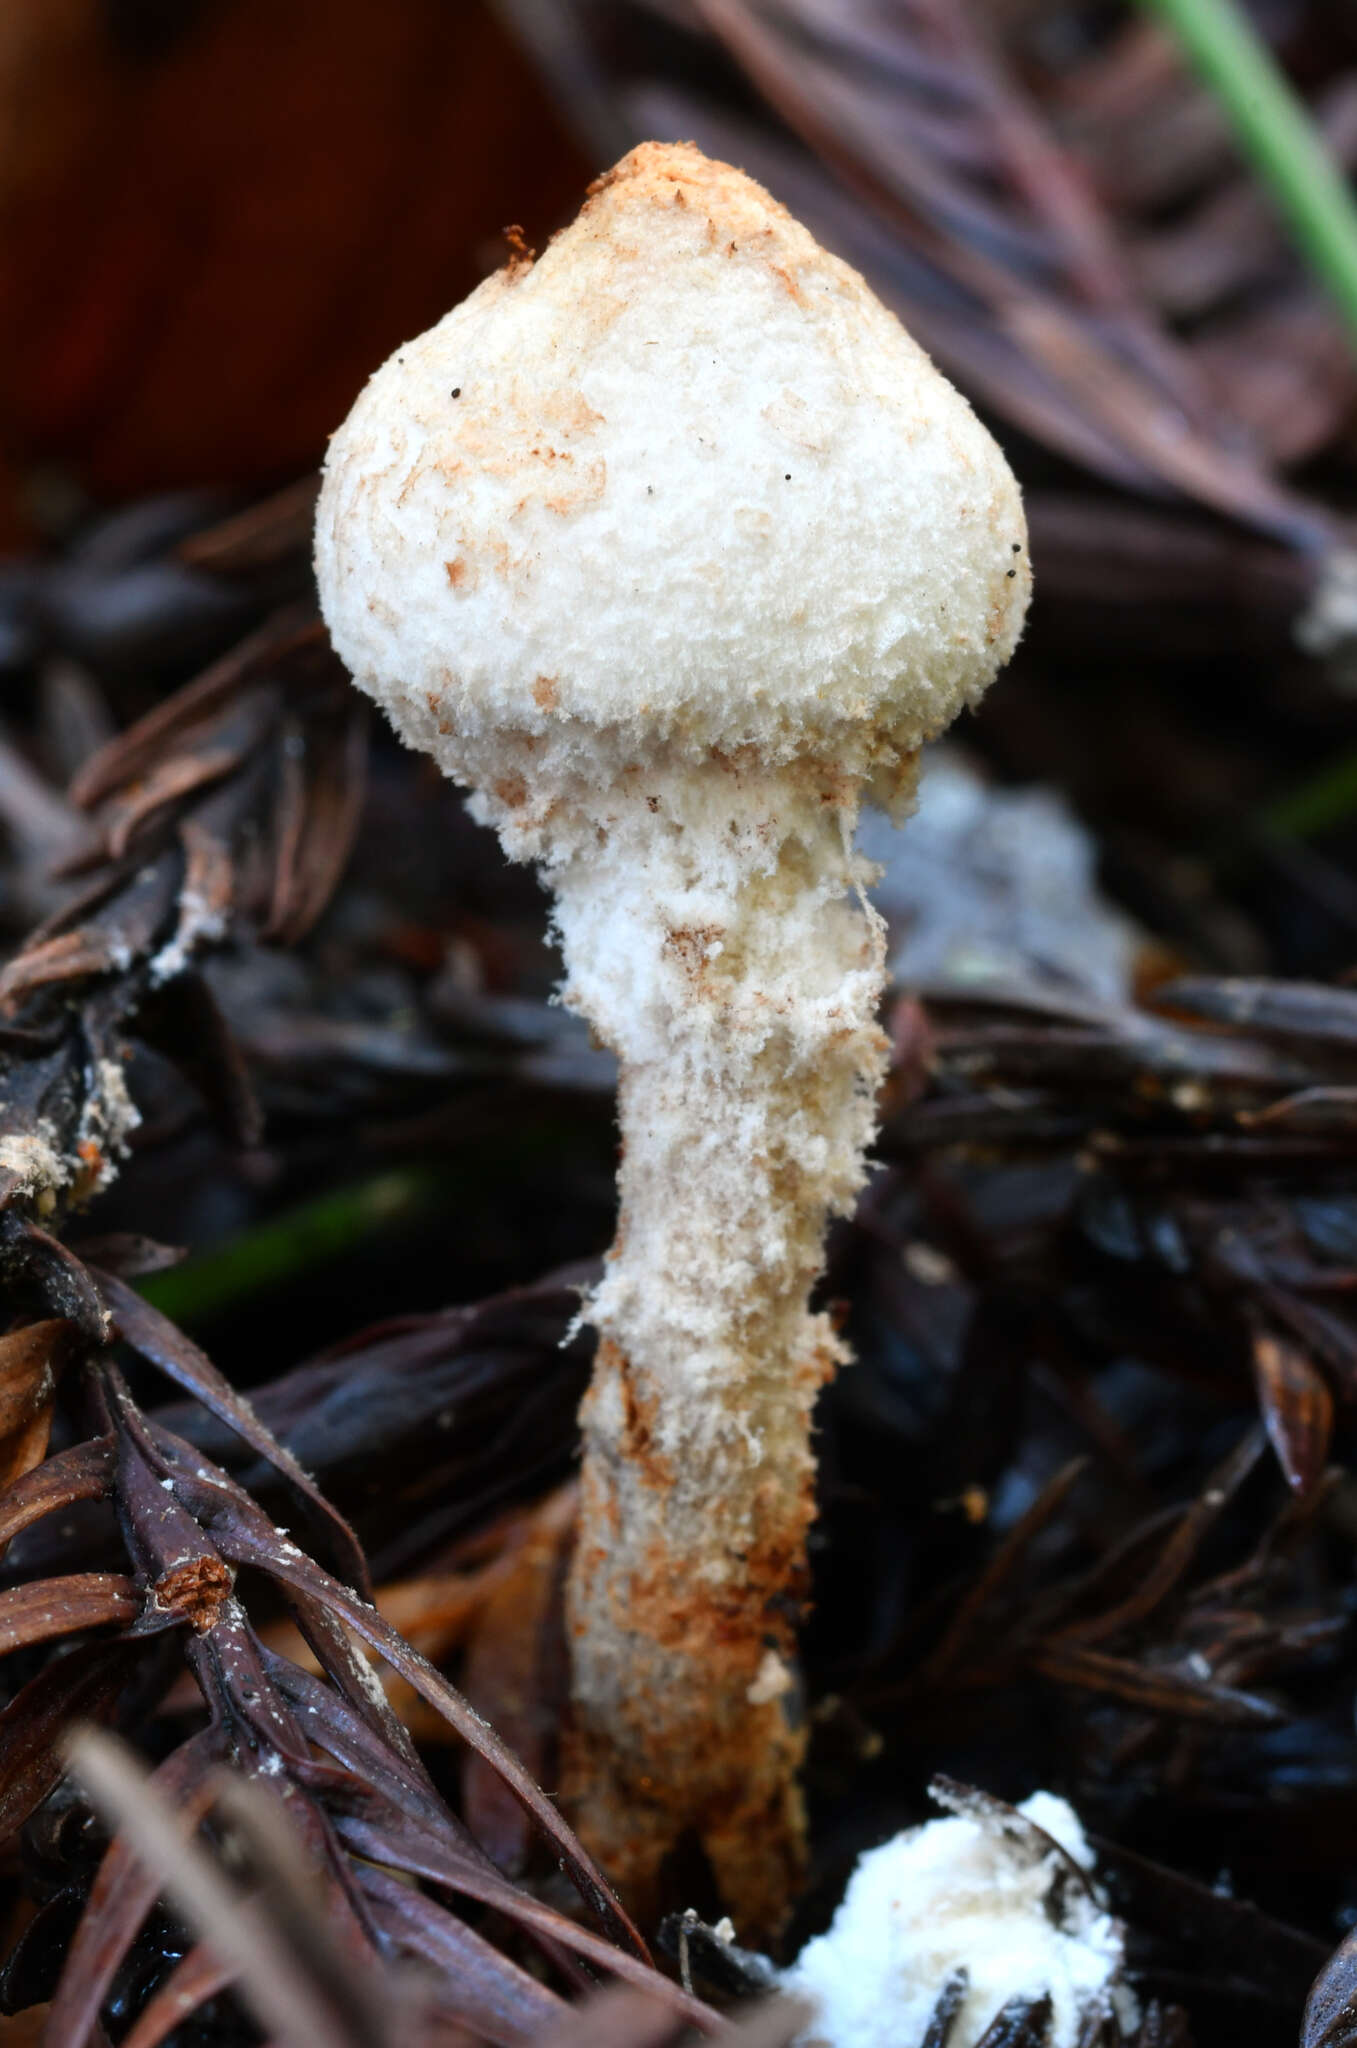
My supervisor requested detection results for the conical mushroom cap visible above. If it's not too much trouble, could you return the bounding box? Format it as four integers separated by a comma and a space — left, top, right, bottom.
316, 142, 1029, 817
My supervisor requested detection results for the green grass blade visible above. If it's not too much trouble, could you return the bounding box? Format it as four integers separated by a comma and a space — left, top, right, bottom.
1141, 0, 1357, 354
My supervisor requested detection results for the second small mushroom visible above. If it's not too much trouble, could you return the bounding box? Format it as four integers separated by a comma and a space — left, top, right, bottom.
315, 141, 1030, 1930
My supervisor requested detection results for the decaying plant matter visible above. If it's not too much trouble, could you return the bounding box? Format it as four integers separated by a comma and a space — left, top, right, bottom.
0, 569, 734, 2042
0, 602, 363, 1234
315, 137, 1029, 1928
10, 6, 1357, 2039
0, 1301, 700, 2044
3, 467, 1357, 2044
505, 0, 1357, 663
0, 542, 714, 2040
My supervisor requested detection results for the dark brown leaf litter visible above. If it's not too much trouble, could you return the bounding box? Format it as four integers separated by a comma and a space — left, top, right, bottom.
0, 497, 707, 2046
509, 0, 1354, 543
0, 1319, 716, 2045
0, 540, 1340, 2041
11, 21, 1357, 2035
3, 526, 1349, 2045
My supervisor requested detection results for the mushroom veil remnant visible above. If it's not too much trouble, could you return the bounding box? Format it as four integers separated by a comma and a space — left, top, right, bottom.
315, 140, 1030, 1929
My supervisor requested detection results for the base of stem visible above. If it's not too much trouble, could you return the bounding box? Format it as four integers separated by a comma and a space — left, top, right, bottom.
560, 1657, 808, 1941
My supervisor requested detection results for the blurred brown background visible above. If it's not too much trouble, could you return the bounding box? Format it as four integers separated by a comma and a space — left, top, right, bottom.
0, 0, 588, 543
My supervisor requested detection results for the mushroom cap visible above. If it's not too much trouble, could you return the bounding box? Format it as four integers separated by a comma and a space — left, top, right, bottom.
315, 142, 1029, 810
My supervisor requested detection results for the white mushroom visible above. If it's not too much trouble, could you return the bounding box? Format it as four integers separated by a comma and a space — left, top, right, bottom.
314, 140, 1030, 1928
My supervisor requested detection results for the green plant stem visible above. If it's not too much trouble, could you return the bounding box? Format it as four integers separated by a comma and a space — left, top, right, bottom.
1141, 0, 1357, 354
1262, 747, 1357, 839
139, 1168, 440, 1326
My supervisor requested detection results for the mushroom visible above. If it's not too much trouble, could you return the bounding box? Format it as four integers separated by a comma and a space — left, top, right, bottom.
314, 141, 1030, 1930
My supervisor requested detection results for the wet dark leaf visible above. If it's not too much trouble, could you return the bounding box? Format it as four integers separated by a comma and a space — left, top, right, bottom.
356, 1864, 569, 2045
43, 1737, 217, 2048
922, 1972, 970, 2048
1094, 1836, 1327, 2007
0, 1572, 137, 1654
3, 1222, 110, 1343
1156, 979, 1357, 1052
93, 1266, 370, 1598
1029, 1642, 1285, 1726
264, 699, 368, 947
68, 609, 321, 810
0, 1437, 114, 1552
59, 1733, 383, 2048
924, 1457, 1088, 1680
325, 1785, 707, 2013
0, 1318, 70, 1490
461, 1484, 575, 1875
115, 1944, 233, 2048
65, 1234, 187, 1279
1044, 1430, 1266, 1646
1305, 1926, 1357, 2048
176, 477, 321, 577
1251, 1329, 1333, 1495
133, 965, 262, 1147
974, 1993, 1053, 2047
0, 1640, 139, 1839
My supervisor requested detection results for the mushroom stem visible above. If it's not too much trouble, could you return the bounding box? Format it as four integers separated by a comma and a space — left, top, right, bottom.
546, 757, 899, 1924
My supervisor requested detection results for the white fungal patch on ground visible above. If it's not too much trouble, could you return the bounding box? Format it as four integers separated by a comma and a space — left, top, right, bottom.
149, 886, 228, 987
0, 1053, 142, 1212
782, 1791, 1136, 2048
0, 1124, 67, 1201
76, 1057, 143, 1192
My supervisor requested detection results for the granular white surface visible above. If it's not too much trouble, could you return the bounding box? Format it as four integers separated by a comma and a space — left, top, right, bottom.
315, 141, 1029, 846
783, 1792, 1132, 2048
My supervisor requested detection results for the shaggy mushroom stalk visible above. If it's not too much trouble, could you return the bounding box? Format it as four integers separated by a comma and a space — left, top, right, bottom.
557, 755, 886, 1917
315, 141, 1030, 1929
